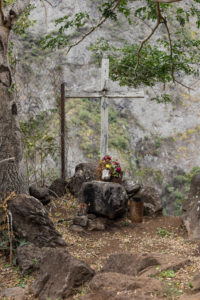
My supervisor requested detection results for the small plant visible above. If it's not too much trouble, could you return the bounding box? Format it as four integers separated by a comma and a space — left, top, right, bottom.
20, 109, 59, 186
122, 218, 131, 226
189, 282, 193, 289
16, 278, 26, 288
160, 269, 175, 279
162, 281, 183, 299
156, 227, 171, 237
155, 136, 162, 148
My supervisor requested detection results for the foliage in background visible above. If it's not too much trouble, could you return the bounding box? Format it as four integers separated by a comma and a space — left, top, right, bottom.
162, 166, 200, 216
40, 0, 200, 93
90, 36, 200, 89
13, 4, 36, 35
66, 97, 130, 159
20, 109, 59, 186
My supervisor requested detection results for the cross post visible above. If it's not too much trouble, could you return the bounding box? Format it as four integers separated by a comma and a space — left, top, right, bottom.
60, 58, 145, 179
100, 58, 109, 158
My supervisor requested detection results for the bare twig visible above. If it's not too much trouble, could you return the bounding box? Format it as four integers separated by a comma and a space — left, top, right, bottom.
66, 0, 122, 55
47, 188, 59, 199
154, 0, 182, 3
0, 157, 15, 165
43, 0, 53, 6
175, 79, 194, 90
41, 0, 48, 27
135, 15, 153, 30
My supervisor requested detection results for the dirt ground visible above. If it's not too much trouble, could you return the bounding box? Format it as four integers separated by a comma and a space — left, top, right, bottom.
1, 191, 200, 300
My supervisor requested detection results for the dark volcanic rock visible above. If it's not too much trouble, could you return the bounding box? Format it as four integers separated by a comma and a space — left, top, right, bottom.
67, 163, 98, 196
101, 253, 159, 276
134, 186, 162, 216
79, 180, 128, 219
29, 185, 50, 205
122, 180, 141, 197
182, 173, 200, 239
49, 178, 67, 197
80, 272, 163, 300
32, 247, 95, 300
7, 194, 66, 248
73, 215, 88, 227
0, 286, 29, 300
17, 243, 43, 275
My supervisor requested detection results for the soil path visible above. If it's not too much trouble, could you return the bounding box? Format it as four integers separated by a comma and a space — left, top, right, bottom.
0, 193, 200, 299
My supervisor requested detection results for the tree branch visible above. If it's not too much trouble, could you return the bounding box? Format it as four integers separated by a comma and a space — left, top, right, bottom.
66, 0, 122, 55
153, 0, 182, 3
134, 3, 162, 77
162, 18, 175, 82
43, 0, 53, 6
174, 79, 194, 90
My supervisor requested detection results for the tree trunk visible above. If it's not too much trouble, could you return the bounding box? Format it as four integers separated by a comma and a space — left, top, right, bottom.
0, 0, 31, 200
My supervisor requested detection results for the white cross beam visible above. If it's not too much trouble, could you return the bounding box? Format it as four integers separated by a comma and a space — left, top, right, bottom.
65, 58, 144, 159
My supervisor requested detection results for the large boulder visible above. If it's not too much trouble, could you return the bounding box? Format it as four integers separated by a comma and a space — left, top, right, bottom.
0, 286, 29, 300
17, 243, 43, 275
101, 253, 159, 276
180, 293, 200, 300
67, 163, 98, 196
80, 272, 163, 300
32, 247, 95, 300
80, 253, 190, 300
79, 181, 128, 219
100, 253, 190, 278
29, 185, 50, 205
133, 186, 162, 215
7, 194, 66, 247
49, 178, 67, 197
122, 180, 141, 198
182, 173, 200, 239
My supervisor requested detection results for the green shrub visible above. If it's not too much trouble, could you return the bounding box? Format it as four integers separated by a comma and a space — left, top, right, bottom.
156, 227, 171, 237
79, 109, 90, 122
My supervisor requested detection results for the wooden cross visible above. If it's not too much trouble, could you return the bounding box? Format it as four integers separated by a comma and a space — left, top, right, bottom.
60, 58, 144, 179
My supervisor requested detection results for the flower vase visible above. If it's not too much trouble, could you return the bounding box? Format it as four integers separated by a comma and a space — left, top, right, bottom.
111, 176, 122, 184
101, 169, 111, 181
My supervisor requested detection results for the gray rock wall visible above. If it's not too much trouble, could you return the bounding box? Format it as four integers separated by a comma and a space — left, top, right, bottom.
12, 1, 200, 211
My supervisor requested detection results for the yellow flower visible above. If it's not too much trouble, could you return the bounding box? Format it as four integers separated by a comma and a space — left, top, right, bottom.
106, 164, 111, 168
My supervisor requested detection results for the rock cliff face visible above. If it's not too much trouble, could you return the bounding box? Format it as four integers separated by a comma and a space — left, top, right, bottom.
12, 0, 200, 214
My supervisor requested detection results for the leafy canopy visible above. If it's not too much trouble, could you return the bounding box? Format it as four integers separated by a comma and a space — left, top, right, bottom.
39, 0, 200, 90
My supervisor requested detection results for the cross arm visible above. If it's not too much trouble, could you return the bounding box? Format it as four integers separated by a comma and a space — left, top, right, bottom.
65, 90, 144, 99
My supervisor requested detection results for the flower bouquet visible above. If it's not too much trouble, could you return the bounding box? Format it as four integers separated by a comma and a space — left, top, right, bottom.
110, 161, 123, 183
97, 155, 123, 183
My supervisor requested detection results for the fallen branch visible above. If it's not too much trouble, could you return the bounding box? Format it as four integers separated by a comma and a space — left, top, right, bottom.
7, 210, 13, 265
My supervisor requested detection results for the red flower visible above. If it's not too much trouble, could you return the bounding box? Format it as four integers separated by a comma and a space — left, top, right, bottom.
114, 162, 119, 165
116, 167, 121, 173
103, 155, 112, 160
